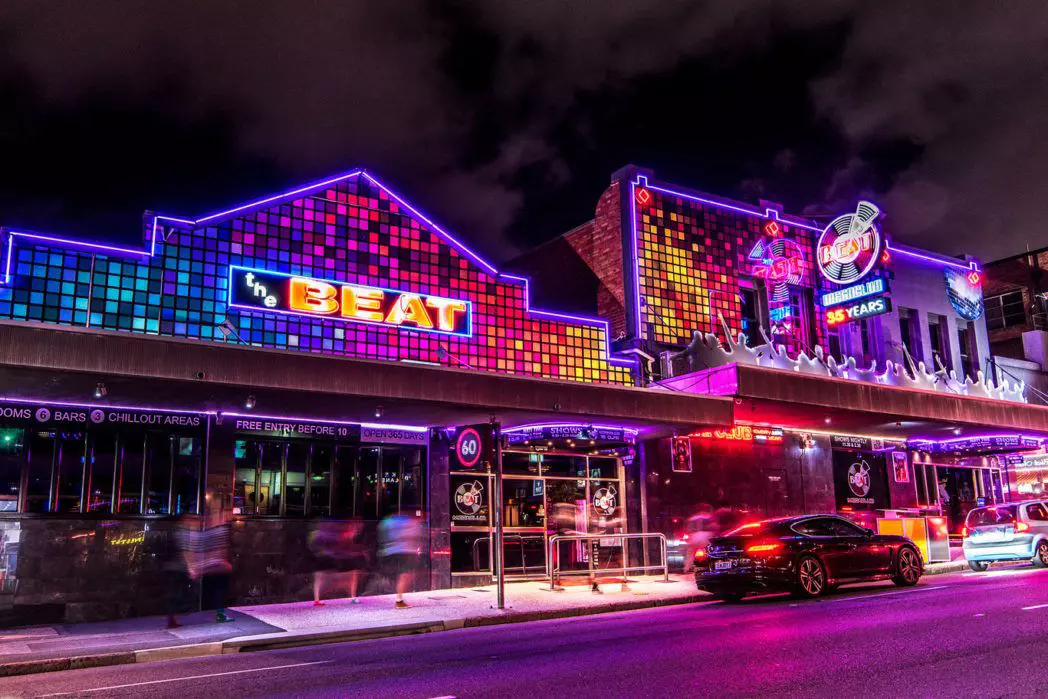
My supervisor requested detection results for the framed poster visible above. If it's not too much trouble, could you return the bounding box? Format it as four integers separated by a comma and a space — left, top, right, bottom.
891, 451, 910, 484
671, 436, 693, 473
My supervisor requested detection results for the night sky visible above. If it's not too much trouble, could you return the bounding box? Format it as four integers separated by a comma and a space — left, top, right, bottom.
1, 2, 1045, 264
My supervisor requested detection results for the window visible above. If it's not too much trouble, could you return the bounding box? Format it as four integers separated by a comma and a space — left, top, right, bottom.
0, 430, 24, 512
1026, 503, 1048, 521
897, 307, 922, 369
740, 282, 769, 347
966, 505, 1017, 527
985, 291, 1027, 331
824, 518, 868, 538
957, 322, 978, 381
792, 519, 834, 537
928, 314, 951, 372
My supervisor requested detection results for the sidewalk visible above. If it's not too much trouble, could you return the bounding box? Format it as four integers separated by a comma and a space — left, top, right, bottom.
0, 575, 704, 677
0, 555, 974, 679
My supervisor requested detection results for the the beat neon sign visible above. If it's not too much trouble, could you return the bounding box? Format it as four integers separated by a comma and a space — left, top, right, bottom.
817, 201, 883, 285
228, 266, 472, 336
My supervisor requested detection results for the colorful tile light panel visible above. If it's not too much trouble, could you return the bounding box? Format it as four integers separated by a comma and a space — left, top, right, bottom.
634, 187, 826, 355
0, 176, 632, 386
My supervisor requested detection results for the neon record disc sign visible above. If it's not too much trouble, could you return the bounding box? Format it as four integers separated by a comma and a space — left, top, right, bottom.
817, 201, 882, 285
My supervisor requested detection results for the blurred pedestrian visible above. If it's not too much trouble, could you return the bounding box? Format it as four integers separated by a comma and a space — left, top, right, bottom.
189, 497, 234, 623
378, 513, 424, 609
311, 519, 368, 606
164, 513, 193, 629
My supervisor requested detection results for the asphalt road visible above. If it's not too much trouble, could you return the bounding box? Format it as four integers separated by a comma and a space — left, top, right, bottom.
5, 566, 1048, 699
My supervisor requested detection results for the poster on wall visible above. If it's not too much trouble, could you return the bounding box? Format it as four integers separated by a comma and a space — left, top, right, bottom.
450, 475, 489, 525
671, 436, 693, 473
832, 450, 889, 511
944, 268, 984, 321
891, 451, 910, 483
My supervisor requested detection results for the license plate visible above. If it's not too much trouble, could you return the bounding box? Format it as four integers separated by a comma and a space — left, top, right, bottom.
973, 528, 1005, 542
714, 560, 735, 570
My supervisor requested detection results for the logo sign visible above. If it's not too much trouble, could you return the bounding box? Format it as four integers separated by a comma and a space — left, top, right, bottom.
825, 296, 892, 327
847, 460, 872, 498
229, 266, 472, 337
592, 485, 618, 516
671, 436, 693, 473
748, 237, 805, 302
0, 402, 202, 430
693, 426, 784, 444
451, 424, 493, 470
944, 268, 984, 321
820, 278, 888, 307
891, 451, 909, 483
450, 476, 489, 524
233, 418, 355, 439
830, 435, 872, 451
817, 201, 882, 285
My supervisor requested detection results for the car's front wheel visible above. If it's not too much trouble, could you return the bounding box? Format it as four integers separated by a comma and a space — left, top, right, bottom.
967, 560, 989, 572
892, 546, 922, 586
793, 556, 827, 598
1033, 541, 1048, 568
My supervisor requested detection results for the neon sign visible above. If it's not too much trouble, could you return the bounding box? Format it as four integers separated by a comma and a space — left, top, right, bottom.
820, 278, 887, 307
748, 237, 804, 302
825, 296, 892, 327
229, 266, 472, 336
817, 201, 882, 285
692, 426, 784, 444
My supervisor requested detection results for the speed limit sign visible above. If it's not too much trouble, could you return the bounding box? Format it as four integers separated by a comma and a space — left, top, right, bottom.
452, 424, 492, 470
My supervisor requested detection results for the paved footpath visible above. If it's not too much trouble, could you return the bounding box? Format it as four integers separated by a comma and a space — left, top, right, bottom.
0, 557, 968, 678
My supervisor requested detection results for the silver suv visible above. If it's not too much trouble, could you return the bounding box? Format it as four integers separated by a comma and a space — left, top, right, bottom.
963, 501, 1048, 571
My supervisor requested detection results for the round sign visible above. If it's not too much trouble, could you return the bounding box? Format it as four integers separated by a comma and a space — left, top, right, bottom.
455, 427, 483, 469
817, 201, 882, 285
847, 460, 872, 498
592, 485, 618, 516
454, 480, 485, 516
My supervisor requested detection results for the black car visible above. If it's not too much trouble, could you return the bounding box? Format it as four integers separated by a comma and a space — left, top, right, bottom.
694, 514, 923, 601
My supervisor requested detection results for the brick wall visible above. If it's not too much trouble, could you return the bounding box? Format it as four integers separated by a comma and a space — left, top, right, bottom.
566, 182, 628, 337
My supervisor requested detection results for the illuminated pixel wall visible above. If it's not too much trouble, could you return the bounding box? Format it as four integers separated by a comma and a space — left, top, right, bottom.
0, 171, 633, 386
629, 175, 828, 354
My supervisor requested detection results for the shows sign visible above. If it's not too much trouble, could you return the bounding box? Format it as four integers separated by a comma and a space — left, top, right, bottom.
817, 201, 882, 285
825, 296, 892, 327
833, 450, 889, 511
451, 424, 494, 470
229, 266, 472, 337
820, 278, 888, 307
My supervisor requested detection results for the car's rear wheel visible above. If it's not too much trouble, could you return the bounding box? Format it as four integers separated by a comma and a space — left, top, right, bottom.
793, 556, 827, 598
967, 560, 989, 572
892, 546, 922, 586
1033, 541, 1048, 568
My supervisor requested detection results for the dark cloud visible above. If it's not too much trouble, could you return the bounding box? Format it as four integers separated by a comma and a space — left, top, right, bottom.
0, 1, 1044, 261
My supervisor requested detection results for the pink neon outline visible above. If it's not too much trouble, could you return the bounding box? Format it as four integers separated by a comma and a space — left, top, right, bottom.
0, 169, 633, 372
502, 422, 640, 435
886, 242, 979, 272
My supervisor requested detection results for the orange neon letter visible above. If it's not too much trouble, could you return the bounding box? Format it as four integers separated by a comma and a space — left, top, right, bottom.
341, 285, 385, 322
289, 278, 338, 314
386, 294, 434, 329
425, 298, 468, 332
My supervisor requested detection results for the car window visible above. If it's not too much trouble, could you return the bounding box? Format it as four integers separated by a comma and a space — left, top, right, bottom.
1026, 503, 1048, 521
967, 505, 1017, 527
824, 518, 867, 538
792, 519, 835, 537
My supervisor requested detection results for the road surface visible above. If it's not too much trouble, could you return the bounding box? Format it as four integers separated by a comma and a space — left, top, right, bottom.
5, 566, 1048, 698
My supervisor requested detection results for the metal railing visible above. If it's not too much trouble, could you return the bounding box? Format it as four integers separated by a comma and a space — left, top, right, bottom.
547, 533, 669, 589
472, 534, 547, 577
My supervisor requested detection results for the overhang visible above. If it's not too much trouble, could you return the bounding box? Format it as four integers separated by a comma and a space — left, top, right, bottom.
0, 321, 732, 438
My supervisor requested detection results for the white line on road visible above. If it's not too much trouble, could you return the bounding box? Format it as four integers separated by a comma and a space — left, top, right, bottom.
1022, 603, 1048, 611
825, 586, 946, 603
38, 660, 332, 696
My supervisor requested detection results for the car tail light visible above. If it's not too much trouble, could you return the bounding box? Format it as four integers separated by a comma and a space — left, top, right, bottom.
962, 526, 968, 538
745, 542, 783, 555
1016, 522, 1031, 533
694, 548, 708, 562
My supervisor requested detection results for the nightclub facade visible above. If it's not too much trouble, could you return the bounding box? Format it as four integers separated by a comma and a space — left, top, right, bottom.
1, 166, 1046, 622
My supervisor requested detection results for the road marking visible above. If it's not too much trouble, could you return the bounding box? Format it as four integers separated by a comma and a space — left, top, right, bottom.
825, 586, 946, 603
39, 661, 332, 696
1022, 603, 1048, 611
974, 613, 985, 617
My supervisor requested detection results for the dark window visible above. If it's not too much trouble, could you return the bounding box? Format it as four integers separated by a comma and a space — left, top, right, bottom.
503, 479, 545, 528
117, 433, 146, 514
171, 437, 201, 515
740, 283, 768, 347
1026, 503, 1048, 521
502, 451, 541, 475
985, 291, 1027, 331
966, 505, 1017, 527
309, 444, 334, 517
898, 307, 922, 369
145, 434, 174, 514
928, 313, 951, 372
357, 447, 380, 518
540, 454, 587, 478
54, 433, 86, 513
85, 433, 117, 513
792, 519, 834, 537
284, 442, 309, 516
957, 323, 978, 380
24, 431, 56, 513
824, 518, 867, 538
